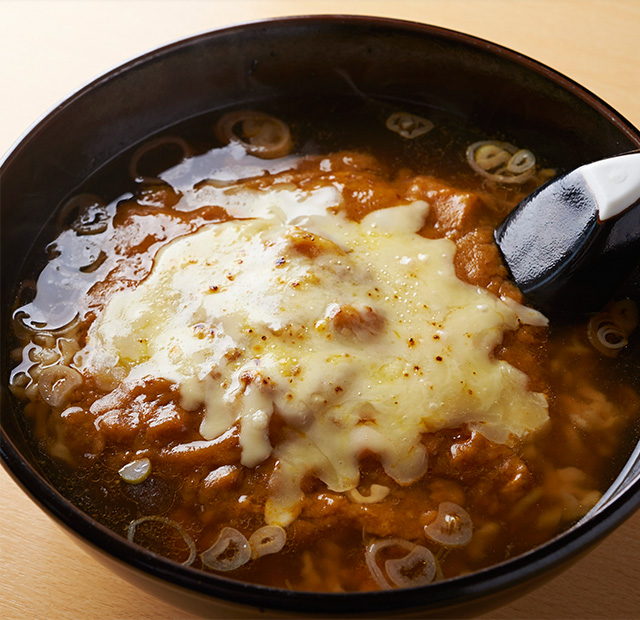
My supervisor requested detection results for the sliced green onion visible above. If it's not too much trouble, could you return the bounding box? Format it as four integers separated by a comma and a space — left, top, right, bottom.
507, 149, 536, 174
587, 300, 638, 357
385, 545, 437, 588
201, 527, 251, 571
466, 140, 537, 184
129, 136, 192, 184
424, 502, 473, 547
248, 525, 286, 559
119, 458, 152, 484
127, 515, 196, 566
365, 538, 437, 589
215, 110, 292, 159
473, 143, 511, 171
385, 112, 434, 139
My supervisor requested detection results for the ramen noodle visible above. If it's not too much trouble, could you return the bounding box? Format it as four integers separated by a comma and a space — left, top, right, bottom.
8, 103, 640, 591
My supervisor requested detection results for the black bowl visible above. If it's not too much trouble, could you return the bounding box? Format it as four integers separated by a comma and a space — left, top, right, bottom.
2, 15, 640, 619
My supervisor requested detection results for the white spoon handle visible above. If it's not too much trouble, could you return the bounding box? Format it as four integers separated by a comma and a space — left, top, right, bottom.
580, 151, 640, 221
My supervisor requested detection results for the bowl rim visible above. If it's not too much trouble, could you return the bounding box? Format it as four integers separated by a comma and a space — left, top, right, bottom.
2, 13, 640, 170
2, 13, 640, 616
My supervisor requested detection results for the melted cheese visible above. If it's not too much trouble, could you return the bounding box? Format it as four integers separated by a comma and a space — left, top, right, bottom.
79, 186, 548, 526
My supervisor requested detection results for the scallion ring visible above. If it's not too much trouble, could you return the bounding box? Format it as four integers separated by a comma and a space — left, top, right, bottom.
127, 516, 196, 566
201, 527, 251, 571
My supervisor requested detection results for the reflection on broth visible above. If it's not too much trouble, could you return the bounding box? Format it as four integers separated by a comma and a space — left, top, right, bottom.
8, 99, 640, 592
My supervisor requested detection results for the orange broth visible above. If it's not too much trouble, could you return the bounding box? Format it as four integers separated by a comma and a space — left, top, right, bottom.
8, 99, 640, 591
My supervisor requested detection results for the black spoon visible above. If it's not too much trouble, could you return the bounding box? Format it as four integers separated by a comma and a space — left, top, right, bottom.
495, 151, 640, 315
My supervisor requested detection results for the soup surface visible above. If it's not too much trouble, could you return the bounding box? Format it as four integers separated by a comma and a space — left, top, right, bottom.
8, 99, 640, 591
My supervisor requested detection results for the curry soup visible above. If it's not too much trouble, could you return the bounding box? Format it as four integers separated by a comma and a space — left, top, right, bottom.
8, 98, 640, 592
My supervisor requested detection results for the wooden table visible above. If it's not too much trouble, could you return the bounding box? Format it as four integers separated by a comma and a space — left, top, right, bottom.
1, 1, 639, 618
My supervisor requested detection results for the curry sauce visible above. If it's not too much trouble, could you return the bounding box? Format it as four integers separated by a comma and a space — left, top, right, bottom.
8, 101, 640, 591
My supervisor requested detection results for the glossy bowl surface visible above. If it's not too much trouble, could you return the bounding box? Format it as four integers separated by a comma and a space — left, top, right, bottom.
2, 15, 640, 618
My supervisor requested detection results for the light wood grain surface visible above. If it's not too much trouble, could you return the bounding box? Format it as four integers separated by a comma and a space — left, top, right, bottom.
2, 1, 639, 619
